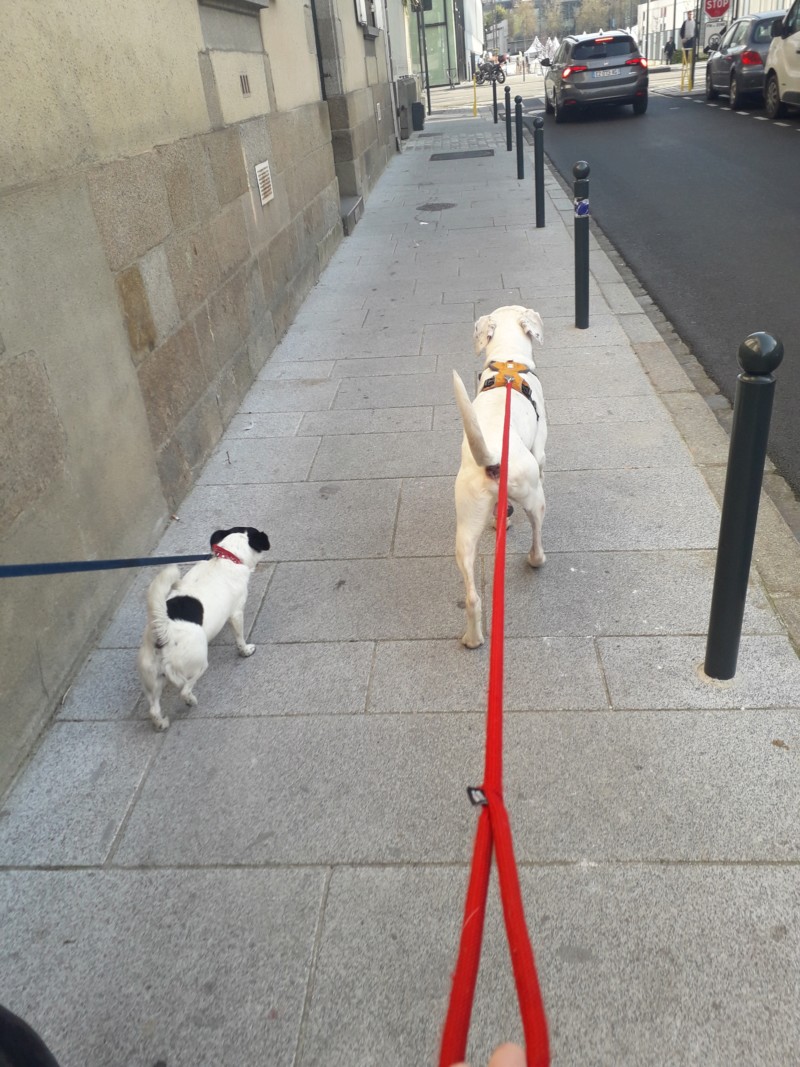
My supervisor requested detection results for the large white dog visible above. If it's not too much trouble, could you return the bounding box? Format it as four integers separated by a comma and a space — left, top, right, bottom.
138, 526, 270, 730
453, 306, 547, 648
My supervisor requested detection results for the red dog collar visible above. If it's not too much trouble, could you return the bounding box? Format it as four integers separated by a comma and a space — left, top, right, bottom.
211, 544, 243, 565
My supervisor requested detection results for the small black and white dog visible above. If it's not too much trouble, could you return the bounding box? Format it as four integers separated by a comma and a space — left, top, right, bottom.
138, 526, 270, 730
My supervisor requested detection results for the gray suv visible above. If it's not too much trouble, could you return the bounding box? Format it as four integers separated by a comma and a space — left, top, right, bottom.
541, 31, 649, 122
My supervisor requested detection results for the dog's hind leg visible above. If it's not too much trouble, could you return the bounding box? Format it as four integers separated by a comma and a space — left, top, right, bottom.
228, 609, 255, 657
520, 482, 546, 568
138, 643, 170, 731
455, 488, 494, 648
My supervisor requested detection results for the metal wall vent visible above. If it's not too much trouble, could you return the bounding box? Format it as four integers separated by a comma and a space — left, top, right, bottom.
255, 161, 274, 206
240, 73, 251, 97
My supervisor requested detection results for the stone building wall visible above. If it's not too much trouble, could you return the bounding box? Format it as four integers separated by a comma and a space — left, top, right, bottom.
0, 0, 394, 792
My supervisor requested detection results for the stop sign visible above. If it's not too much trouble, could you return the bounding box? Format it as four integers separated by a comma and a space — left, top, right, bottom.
705, 0, 730, 17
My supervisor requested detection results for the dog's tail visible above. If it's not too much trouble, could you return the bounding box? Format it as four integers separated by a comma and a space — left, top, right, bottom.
453, 370, 496, 468
145, 564, 181, 644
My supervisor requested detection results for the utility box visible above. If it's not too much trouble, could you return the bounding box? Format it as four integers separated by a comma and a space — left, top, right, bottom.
411, 101, 425, 131
395, 75, 419, 140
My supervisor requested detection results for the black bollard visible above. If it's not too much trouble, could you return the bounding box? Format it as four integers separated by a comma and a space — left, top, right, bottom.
704, 333, 784, 680
492, 77, 498, 123
533, 116, 545, 228
573, 161, 590, 329
515, 96, 524, 179
505, 86, 512, 151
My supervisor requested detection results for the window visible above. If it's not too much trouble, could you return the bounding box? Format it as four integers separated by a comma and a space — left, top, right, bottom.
355, 0, 383, 37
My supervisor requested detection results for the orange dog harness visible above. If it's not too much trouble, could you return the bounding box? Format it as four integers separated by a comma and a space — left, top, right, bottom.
481, 360, 540, 418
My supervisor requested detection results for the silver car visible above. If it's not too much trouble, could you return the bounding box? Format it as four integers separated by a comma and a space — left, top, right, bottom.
705, 11, 786, 108
541, 31, 649, 122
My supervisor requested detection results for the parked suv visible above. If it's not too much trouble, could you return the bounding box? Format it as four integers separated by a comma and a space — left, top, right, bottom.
764, 0, 800, 117
705, 11, 786, 108
541, 31, 648, 122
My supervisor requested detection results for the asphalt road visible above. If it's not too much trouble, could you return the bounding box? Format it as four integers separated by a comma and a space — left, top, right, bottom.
521, 89, 800, 498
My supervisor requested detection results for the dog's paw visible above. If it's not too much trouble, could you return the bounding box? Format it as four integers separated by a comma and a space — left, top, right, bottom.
528, 550, 546, 568
239, 643, 256, 657
461, 632, 485, 649
151, 715, 170, 731
183, 693, 198, 707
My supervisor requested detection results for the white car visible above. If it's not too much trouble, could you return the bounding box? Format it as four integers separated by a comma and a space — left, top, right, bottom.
764, 0, 800, 117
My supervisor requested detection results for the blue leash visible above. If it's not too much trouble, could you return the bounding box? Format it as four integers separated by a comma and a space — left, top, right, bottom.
0, 554, 211, 579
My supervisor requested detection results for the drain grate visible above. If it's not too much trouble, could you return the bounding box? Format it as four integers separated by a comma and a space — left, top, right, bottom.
417, 202, 456, 211
430, 149, 495, 161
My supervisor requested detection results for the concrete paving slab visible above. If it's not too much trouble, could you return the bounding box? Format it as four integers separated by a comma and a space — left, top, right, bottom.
0, 722, 155, 865
0, 869, 324, 1067
258, 359, 334, 379
225, 411, 302, 437
494, 550, 781, 638
298, 407, 433, 436
543, 314, 633, 349
309, 429, 461, 481
251, 558, 466, 643
547, 419, 693, 470
536, 360, 653, 397
161, 480, 400, 561
197, 436, 320, 484
331, 354, 435, 375
546, 394, 671, 425
368, 637, 608, 712
268, 329, 422, 362
112, 716, 478, 866
599, 635, 800, 709
57, 648, 142, 721
392, 467, 723, 557
333, 369, 462, 409
167, 640, 374, 719
245, 377, 340, 410
302, 864, 800, 1066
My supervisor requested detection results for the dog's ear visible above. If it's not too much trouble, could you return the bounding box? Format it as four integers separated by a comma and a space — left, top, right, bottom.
473, 315, 496, 354
519, 309, 544, 346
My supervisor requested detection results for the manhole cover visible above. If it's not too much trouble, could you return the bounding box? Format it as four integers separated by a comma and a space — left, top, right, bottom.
430, 150, 495, 161
417, 202, 456, 211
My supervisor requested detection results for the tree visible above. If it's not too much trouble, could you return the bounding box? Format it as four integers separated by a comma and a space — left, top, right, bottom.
484, 4, 508, 33
542, 0, 566, 37
510, 2, 538, 43
574, 0, 610, 33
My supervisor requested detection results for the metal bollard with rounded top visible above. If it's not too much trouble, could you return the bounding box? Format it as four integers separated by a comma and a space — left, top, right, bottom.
573, 161, 590, 329
704, 333, 784, 680
533, 116, 545, 228
515, 96, 524, 179
505, 85, 512, 150
492, 76, 498, 123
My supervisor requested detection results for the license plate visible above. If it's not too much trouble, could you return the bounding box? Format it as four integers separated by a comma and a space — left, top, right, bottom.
593, 68, 618, 78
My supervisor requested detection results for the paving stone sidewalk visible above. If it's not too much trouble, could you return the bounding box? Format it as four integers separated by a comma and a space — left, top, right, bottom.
2, 109, 799, 1067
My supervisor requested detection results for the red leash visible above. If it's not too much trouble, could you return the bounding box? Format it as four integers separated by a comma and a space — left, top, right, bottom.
440, 383, 550, 1067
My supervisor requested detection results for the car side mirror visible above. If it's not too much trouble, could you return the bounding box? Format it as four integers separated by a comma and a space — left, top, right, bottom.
771, 17, 785, 37
541, 57, 551, 67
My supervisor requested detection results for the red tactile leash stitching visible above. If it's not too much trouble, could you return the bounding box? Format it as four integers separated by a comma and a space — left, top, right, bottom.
440, 382, 550, 1067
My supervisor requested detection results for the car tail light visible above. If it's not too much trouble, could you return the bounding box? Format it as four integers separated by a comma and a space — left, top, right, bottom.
741, 49, 763, 66
626, 57, 648, 68
562, 64, 588, 78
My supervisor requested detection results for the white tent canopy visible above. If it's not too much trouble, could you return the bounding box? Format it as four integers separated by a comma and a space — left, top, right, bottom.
524, 36, 542, 56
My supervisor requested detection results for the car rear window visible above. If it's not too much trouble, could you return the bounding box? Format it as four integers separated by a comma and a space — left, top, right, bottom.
753, 17, 781, 42
573, 36, 636, 59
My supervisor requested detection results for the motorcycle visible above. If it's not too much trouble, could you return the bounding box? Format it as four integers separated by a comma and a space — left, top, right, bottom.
475, 60, 506, 85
